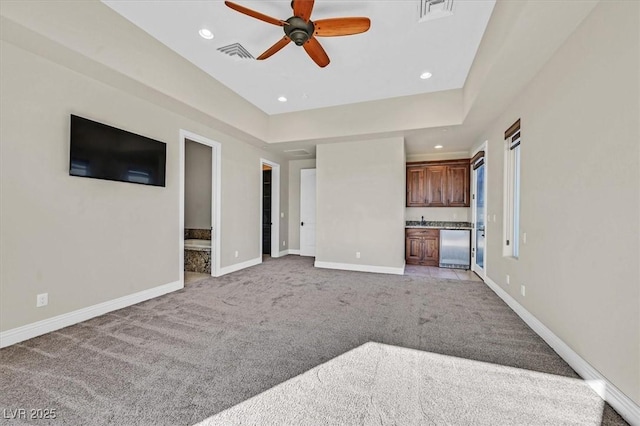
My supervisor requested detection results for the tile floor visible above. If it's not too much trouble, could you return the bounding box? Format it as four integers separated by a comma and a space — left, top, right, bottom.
404, 265, 482, 281
184, 271, 210, 285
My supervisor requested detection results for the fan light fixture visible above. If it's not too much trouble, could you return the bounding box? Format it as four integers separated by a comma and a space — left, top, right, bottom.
224, 1, 371, 68
199, 28, 214, 40
420, 72, 433, 80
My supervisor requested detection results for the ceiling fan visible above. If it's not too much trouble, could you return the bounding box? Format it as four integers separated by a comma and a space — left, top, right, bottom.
224, 0, 371, 68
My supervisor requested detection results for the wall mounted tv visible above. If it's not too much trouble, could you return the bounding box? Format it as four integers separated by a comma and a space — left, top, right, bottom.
69, 115, 166, 187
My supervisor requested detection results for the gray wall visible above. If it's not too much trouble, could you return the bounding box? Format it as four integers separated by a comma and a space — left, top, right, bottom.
288, 159, 316, 251
0, 37, 287, 332
477, 1, 639, 404
316, 138, 406, 270
185, 140, 212, 230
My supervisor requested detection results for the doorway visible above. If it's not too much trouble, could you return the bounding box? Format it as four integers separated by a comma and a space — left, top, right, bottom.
262, 164, 272, 256
471, 143, 487, 279
260, 159, 280, 259
179, 130, 221, 284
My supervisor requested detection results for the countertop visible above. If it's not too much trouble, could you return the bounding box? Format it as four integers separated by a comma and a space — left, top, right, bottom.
406, 221, 472, 230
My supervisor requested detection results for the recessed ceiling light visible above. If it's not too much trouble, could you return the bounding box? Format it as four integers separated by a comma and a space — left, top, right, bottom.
198, 28, 214, 40
420, 72, 433, 80
434, 145, 443, 149
278, 96, 287, 102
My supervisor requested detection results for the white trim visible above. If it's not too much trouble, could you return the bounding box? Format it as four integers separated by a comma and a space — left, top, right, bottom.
314, 261, 405, 275
179, 130, 222, 277
483, 276, 640, 425
289, 249, 301, 255
260, 159, 281, 259
0, 281, 182, 348
278, 250, 291, 256
218, 256, 262, 276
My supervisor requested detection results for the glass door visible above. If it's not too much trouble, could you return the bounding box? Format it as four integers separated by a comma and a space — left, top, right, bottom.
473, 162, 486, 273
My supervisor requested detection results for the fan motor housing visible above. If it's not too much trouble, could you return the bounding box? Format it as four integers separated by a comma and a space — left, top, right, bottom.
284, 16, 315, 45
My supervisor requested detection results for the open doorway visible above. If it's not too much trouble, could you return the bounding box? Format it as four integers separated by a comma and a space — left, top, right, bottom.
260, 159, 280, 261
262, 164, 272, 256
179, 130, 221, 286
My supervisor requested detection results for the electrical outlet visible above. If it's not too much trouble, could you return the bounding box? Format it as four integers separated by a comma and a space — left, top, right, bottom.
521, 285, 526, 297
36, 293, 48, 307
234, 251, 239, 258
356, 252, 361, 259
493, 214, 496, 222
281, 212, 284, 218
523, 232, 527, 244
282, 241, 286, 247
506, 275, 510, 285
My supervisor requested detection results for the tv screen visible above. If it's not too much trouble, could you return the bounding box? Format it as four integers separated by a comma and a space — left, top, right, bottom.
69, 115, 166, 187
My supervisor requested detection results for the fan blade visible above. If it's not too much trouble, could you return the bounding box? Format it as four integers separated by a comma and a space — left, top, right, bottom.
257, 36, 291, 60
314, 17, 371, 37
303, 37, 330, 68
293, 0, 315, 22
224, 1, 286, 27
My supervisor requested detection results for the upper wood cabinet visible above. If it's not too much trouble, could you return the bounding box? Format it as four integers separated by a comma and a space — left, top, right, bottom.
446, 163, 470, 207
406, 166, 426, 206
406, 160, 470, 207
425, 166, 447, 207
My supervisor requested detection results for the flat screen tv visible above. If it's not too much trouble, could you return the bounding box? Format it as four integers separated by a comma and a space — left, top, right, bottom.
69, 115, 166, 187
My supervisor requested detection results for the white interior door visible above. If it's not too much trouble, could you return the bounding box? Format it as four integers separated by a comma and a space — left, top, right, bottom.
300, 169, 316, 257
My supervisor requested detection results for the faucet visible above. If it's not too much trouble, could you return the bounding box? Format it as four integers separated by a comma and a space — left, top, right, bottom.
421, 216, 425, 226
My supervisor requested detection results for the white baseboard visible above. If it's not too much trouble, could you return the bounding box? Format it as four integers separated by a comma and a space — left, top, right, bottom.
314, 261, 405, 275
484, 276, 640, 425
278, 249, 292, 257
288, 249, 300, 255
217, 256, 262, 276
0, 280, 182, 348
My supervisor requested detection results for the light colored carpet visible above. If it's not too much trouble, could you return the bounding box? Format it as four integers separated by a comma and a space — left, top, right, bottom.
205, 342, 604, 425
0, 256, 626, 425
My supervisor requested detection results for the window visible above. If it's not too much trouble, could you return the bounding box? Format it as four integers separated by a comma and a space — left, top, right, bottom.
504, 119, 521, 258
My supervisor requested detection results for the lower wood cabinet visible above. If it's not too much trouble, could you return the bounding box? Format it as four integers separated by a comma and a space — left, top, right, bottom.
406, 228, 440, 266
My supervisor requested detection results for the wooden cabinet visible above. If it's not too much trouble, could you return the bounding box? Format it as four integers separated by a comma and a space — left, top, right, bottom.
406, 160, 470, 207
425, 166, 447, 207
406, 166, 426, 206
405, 229, 440, 266
446, 163, 470, 207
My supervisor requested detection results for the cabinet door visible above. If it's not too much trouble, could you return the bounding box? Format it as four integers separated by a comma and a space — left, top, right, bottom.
405, 236, 424, 265
447, 164, 470, 207
422, 235, 440, 266
406, 166, 426, 207
425, 166, 447, 207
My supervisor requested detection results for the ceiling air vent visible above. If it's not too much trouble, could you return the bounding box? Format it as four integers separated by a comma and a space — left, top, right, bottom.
284, 149, 311, 157
419, 0, 454, 22
217, 43, 254, 60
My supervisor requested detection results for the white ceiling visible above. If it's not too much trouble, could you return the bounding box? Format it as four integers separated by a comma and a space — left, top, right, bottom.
102, 0, 495, 115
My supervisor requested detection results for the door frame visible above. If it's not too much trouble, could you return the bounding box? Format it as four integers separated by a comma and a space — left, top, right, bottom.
260, 159, 281, 258
179, 130, 222, 281
471, 141, 487, 280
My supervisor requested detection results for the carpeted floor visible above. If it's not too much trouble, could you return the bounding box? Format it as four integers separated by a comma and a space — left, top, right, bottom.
0, 256, 628, 425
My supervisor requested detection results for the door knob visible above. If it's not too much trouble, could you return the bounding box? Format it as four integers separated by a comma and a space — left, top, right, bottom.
301, 222, 304, 226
